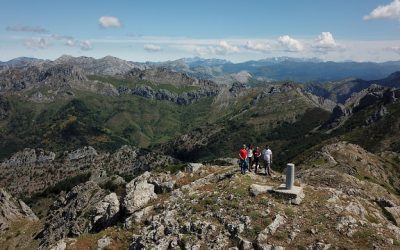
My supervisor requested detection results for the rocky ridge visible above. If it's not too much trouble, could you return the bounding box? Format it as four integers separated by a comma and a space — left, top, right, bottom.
117, 84, 220, 105
0, 145, 179, 197
324, 85, 400, 130
54, 55, 141, 75
0, 142, 400, 249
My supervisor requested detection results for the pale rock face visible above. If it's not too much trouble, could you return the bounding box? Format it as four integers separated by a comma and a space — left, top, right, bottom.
267, 214, 286, 235
186, 163, 204, 173
148, 173, 176, 193
250, 184, 273, 196
2, 148, 56, 166
36, 181, 108, 248
257, 214, 286, 244
124, 205, 154, 228
336, 215, 358, 236
93, 192, 120, 229
0, 188, 38, 231
97, 236, 113, 250
66, 146, 98, 161
49, 240, 67, 250
124, 171, 157, 214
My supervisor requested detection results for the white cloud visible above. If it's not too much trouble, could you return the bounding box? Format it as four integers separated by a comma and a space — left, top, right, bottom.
63, 39, 92, 50
216, 40, 240, 54
6, 25, 48, 33
79, 40, 92, 51
65, 39, 75, 47
364, 0, 400, 20
99, 16, 122, 28
314, 32, 339, 52
278, 35, 304, 52
388, 46, 400, 54
144, 44, 161, 52
244, 41, 271, 53
23, 37, 49, 49
180, 40, 239, 56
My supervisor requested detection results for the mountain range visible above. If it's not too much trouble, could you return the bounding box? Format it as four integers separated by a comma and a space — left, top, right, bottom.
0, 55, 400, 249
2, 55, 400, 83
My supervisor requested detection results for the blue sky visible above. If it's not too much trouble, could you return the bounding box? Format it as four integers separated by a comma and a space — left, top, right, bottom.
0, 0, 400, 62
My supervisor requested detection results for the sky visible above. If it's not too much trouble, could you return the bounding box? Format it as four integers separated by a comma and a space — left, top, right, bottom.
1, 0, 400, 62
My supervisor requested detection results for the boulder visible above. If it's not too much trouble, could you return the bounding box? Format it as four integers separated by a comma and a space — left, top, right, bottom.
97, 236, 113, 250
124, 205, 154, 228
124, 172, 157, 214
92, 193, 120, 230
250, 184, 273, 196
148, 173, 176, 193
0, 188, 38, 231
49, 239, 67, 250
257, 214, 286, 244
186, 163, 204, 173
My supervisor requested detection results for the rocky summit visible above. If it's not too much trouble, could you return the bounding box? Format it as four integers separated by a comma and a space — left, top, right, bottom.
0, 56, 400, 249
1, 146, 400, 249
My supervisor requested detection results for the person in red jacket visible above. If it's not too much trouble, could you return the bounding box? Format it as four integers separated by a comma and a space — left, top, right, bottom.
253, 146, 261, 173
239, 144, 248, 174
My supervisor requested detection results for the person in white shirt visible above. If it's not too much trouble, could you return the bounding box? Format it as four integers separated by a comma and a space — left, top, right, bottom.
247, 145, 254, 172
262, 145, 273, 176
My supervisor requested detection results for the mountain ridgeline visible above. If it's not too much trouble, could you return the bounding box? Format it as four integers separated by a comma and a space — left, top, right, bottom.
1, 55, 400, 249
0, 55, 400, 162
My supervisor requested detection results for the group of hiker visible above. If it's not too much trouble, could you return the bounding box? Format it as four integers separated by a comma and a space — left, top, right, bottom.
239, 144, 273, 175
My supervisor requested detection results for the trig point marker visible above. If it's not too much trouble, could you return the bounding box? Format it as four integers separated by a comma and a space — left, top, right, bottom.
272, 163, 304, 205
286, 163, 295, 190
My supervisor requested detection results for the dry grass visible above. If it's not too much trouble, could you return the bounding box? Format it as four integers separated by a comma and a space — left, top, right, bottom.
0, 219, 42, 250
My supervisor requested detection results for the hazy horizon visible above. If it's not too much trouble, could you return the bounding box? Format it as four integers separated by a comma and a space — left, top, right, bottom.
1, 0, 400, 62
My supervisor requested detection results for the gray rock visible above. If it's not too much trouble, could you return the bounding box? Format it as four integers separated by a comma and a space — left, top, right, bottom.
364, 105, 387, 125
148, 173, 176, 193
66, 146, 98, 161
256, 228, 269, 244
250, 184, 273, 196
336, 215, 358, 236
309, 241, 332, 250
93, 193, 120, 230
267, 214, 286, 235
226, 222, 245, 237
239, 237, 253, 250
124, 171, 157, 214
257, 214, 286, 244
124, 205, 154, 228
186, 163, 204, 173
0, 188, 38, 231
36, 181, 108, 248
89, 169, 108, 183
49, 239, 67, 250
97, 236, 113, 250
